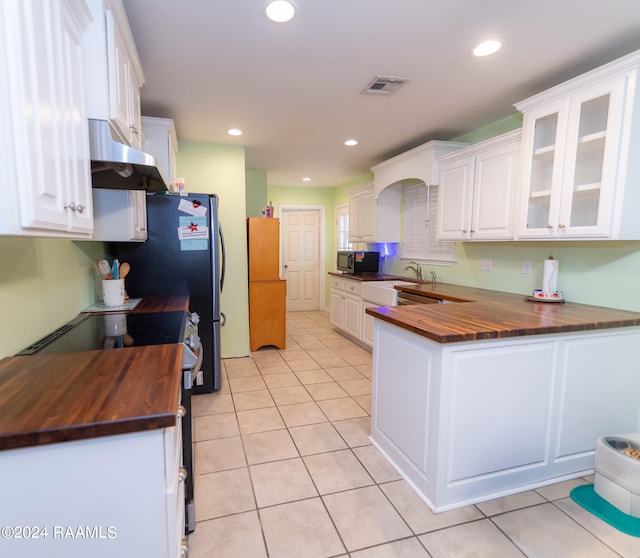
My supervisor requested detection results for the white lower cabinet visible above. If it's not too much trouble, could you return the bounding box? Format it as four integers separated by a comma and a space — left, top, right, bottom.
0, 415, 186, 558
0, 0, 94, 238
329, 277, 363, 342
370, 320, 640, 512
361, 301, 378, 347
92, 189, 147, 241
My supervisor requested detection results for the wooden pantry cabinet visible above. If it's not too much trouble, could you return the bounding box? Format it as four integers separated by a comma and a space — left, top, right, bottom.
515, 50, 640, 240
247, 218, 286, 351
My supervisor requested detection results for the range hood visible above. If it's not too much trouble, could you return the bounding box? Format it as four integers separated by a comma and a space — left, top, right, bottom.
88, 119, 169, 192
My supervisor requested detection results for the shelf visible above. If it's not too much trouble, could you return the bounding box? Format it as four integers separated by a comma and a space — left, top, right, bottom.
573, 182, 601, 193
529, 190, 552, 199
578, 131, 606, 144
533, 144, 556, 157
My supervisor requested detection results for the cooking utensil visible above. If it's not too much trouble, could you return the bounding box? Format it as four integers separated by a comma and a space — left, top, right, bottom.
97, 259, 111, 280
119, 262, 130, 279
111, 259, 120, 280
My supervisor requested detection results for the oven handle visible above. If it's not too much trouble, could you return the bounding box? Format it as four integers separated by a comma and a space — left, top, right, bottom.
193, 339, 204, 376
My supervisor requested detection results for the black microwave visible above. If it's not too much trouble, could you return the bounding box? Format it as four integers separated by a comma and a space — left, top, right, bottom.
337, 251, 379, 274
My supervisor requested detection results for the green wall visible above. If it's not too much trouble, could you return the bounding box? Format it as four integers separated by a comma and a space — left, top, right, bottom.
246, 169, 267, 217
178, 141, 250, 357
385, 241, 640, 311
0, 237, 105, 358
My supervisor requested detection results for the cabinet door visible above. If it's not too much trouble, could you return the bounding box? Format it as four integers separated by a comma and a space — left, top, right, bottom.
59, 0, 93, 234
343, 293, 362, 339
329, 289, 344, 328
348, 186, 376, 242
470, 141, 519, 240
130, 190, 147, 240
107, 9, 142, 149
7, 1, 67, 231
92, 189, 146, 241
558, 79, 626, 238
437, 158, 474, 240
4, 0, 92, 236
518, 79, 626, 239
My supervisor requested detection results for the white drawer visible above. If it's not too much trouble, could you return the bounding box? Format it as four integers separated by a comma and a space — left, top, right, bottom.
342, 279, 362, 296
330, 277, 344, 290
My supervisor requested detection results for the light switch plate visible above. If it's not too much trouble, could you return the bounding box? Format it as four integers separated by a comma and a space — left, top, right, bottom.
480, 258, 492, 271
522, 260, 532, 274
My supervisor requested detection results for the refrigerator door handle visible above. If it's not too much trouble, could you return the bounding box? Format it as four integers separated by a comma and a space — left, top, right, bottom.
220, 312, 226, 327
219, 222, 226, 293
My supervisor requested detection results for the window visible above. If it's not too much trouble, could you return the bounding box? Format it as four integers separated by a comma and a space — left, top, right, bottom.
335, 204, 351, 251
403, 183, 455, 264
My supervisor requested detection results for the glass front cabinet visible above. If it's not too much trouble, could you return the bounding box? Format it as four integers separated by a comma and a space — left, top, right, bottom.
515, 51, 640, 239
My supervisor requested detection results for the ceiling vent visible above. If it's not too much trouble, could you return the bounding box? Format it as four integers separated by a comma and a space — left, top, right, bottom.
361, 75, 411, 95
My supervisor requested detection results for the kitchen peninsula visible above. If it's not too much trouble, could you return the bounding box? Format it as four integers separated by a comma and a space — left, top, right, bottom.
366, 284, 640, 512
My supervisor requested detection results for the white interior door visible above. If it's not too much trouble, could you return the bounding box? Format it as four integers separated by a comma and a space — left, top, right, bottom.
282, 210, 321, 311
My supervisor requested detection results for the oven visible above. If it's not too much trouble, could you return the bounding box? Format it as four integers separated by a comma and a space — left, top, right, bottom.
16, 309, 199, 535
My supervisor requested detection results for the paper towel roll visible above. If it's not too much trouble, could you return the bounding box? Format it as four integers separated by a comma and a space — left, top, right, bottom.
542, 259, 558, 295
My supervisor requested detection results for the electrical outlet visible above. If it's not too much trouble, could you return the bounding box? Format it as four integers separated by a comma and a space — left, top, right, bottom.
480, 258, 492, 271
522, 260, 532, 275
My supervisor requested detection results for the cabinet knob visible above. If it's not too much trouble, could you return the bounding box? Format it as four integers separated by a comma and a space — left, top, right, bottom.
547, 224, 554, 229
76, 204, 84, 214
177, 405, 186, 418
181, 538, 189, 558
462, 229, 468, 234
64, 202, 75, 212
179, 467, 188, 482
558, 223, 566, 229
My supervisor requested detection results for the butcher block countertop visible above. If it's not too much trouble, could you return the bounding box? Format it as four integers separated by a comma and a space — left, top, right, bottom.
0, 296, 189, 451
366, 282, 640, 343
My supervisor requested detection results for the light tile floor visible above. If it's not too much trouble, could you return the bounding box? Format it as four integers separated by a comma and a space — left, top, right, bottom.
188, 311, 640, 558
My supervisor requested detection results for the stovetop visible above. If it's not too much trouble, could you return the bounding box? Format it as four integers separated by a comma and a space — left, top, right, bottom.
17, 311, 188, 355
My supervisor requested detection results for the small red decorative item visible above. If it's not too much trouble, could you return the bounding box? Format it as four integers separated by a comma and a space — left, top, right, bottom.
188, 222, 199, 232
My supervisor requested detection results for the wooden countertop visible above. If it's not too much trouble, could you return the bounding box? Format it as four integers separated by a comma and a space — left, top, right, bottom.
366, 282, 640, 343
328, 271, 405, 282
0, 296, 190, 451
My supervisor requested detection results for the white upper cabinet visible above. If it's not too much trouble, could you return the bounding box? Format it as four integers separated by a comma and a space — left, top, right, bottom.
348, 183, 402, 244
437, 130, 521, 241
368, 140, 467, 244
516, 50, 640, 239
0, 0, 93, 238
92, 189, 147, 241
142, 117, 179, 190
84, 0, 144, 149
348, 183, 376, 242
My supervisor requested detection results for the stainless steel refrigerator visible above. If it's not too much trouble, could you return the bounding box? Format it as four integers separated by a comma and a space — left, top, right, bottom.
110, 192, 225, 393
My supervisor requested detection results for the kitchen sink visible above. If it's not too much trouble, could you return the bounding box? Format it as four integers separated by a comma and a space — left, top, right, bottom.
360, 281, 418, 306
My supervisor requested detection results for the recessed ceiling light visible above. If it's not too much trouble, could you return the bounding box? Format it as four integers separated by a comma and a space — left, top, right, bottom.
227, 128, 242, 136
473, 39, 502, 57
344, 139, 358, 146
266, 1, 295, 23
302, 177, 311, 182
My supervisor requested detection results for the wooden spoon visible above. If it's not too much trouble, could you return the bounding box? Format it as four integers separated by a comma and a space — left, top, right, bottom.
119, 262, 131, 279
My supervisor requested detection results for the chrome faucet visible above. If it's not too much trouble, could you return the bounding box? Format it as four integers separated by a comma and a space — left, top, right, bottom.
430, 270, 437, 287
404, 261, 422, 280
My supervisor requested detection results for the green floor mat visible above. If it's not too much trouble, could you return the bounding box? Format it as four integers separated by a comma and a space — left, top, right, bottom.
570, 484, 640, 537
